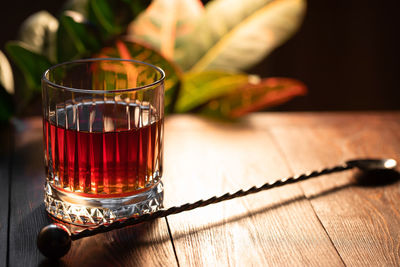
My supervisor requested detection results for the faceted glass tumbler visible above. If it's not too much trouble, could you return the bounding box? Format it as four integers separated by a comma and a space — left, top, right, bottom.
42, 58, 165, 226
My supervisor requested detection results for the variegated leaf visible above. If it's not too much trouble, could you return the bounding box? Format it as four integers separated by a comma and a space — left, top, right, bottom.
200, 77, 307, 118
127, 0, 204, 60
175, 70, 249, 112
176, 0, 306, 72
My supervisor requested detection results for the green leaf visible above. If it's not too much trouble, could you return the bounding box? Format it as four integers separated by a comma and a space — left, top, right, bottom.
175, 0, 306, 72
175, 70, 249, 113
94, 39, 182, 113
0, 50, 14, 94
18, 11, 59, 62
5, 41, 52, 92
200, 77, 307, 119
129, 0, 152, 17
127, 0, 204, 60
57, 11, 102, 62
88, 0, 150, 39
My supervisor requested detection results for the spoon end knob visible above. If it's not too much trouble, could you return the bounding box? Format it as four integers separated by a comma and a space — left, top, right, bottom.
37, 224, 71, 259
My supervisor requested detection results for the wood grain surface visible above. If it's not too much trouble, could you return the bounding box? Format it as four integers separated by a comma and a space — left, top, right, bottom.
163, 116, 343, 266
1, 112, 399, 266
268, 113, 400, 266
0, 125, 12, 267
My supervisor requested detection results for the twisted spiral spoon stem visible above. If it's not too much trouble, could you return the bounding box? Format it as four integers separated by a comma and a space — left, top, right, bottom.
37, 158, 397, 259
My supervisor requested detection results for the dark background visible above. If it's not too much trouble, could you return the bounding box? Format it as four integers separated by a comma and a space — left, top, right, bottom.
1, 0, 399, 111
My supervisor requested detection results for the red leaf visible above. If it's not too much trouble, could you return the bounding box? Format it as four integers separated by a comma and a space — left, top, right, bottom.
201, 77, 307, 119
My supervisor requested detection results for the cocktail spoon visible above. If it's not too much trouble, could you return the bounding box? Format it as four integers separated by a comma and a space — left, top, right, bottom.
37, 158, 397, 259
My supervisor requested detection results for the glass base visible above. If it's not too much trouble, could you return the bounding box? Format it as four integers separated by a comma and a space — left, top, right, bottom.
44, 181, 164, 226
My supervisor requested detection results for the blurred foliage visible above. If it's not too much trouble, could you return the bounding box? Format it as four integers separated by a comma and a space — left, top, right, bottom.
5, 41, 52, 93
1, 0, 307, 122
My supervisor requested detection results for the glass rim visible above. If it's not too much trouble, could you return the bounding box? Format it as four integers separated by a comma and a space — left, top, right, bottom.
42, 58, 165, 94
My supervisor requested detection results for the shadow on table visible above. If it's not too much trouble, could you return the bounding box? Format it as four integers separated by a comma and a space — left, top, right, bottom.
162, 169, 400, 241
12, 203, 53, 266
354, 169, 400, 187
37, 169, 400, 266
38, 221, 162, 266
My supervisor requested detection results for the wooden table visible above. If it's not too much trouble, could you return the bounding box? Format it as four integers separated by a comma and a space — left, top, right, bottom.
1, 112, 400, 266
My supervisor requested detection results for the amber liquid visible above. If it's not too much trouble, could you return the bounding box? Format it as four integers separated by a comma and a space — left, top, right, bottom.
43, 102, 163, 197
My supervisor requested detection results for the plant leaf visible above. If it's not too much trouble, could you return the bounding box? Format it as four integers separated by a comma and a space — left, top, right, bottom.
175, 0, 306, 72
57, 11, 102, 62
5, 41, 52, 92
129, 0, 153, 18
88, 0, 150, 39
175, 70, 249, 113
200, 77, 307, 118
62, 0, 90, 17
127, 0, 204, 60
18, 11, 59, 62
0, 50, 14, 94
94, 39, 182, 113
